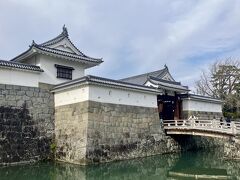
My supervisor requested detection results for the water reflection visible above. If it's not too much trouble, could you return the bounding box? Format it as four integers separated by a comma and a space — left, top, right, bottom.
55, 153, 180, 180
0, 150, 239, 180
168, 151, 231, 179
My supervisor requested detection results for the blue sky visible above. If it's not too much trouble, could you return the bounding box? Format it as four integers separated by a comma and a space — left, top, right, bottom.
0, 0, 240, 89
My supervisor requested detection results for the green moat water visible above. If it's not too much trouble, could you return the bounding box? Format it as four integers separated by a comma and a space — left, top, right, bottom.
0, 150, 239, 180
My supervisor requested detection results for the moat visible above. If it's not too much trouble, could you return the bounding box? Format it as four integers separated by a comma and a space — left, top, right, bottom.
1, 150, 240, 180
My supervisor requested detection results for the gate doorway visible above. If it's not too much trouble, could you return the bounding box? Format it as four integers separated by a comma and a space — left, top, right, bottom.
158, 95, 182, 120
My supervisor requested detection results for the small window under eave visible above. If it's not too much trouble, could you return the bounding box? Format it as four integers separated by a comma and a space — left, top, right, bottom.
55, 64, 74, 80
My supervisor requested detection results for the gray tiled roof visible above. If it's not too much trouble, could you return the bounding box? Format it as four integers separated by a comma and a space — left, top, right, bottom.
148, 76, 189, 91
149, 76, 181, 85
120, 66, 189, 92
0, 59, 43, 72
11, 26, 103, 65
40, 25, 86, 57
119, 68, 167, 85
52, 75, 160, 94
11, 43, 103, 64
40, 26, 69, 47
180, 94, 222, 103
35, 45, 103, 63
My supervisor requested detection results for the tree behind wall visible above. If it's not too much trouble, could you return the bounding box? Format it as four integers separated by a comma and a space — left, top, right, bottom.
195, 58, 240, 119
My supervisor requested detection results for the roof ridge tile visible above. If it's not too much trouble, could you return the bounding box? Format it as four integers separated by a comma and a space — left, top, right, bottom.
0, 59, 43, 72
35, 45, 103, 62
53, 75, 159, 93
120, 68, 166, 81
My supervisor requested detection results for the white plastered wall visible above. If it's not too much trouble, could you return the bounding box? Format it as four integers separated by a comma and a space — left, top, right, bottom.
54, 86, 89, 107
22, 56, 39, 66
54, 84, 158, 108
0, 53, 86, 87
89, 85, 157, 108
0, 68, 40, 87
182, 99, 222, 112
37, 54, 85, 85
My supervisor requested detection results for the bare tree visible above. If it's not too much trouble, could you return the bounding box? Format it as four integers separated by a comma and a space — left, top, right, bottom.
195, 58, 240, 118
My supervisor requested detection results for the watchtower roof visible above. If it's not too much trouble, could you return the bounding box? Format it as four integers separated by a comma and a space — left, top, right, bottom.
120, 65, 174, 85
11, 25, 103, 68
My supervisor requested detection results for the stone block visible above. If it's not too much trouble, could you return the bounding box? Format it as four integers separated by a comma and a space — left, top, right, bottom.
2, 90, 8, 95
20, 86, 29, 91
26, 91, 34, 97
17, 91, 25, 96
5, 85, 13, 90
0, 84, 6, 90
16, 100, 25, 107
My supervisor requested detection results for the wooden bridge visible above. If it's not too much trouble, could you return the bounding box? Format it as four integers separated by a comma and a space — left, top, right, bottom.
163, 118, 240, 138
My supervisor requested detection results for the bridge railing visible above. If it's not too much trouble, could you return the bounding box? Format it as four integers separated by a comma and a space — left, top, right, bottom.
163, 119, 240, 135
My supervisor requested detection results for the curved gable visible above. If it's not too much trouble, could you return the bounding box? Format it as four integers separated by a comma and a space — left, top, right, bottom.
47, 37, 81, 55
161, 72, 175, 81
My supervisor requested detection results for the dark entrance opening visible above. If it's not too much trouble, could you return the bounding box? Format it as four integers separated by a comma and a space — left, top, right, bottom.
158, 94, 182, 120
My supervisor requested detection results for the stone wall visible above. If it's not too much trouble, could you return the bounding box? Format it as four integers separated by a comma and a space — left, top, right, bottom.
0, 84, 54, 165
55, 101, 89, 164
86, 101, 180, 163
223, 137, 240, 159
55, 100, 181, 165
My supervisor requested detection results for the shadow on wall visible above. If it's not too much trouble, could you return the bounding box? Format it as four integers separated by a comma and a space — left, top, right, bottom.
0, 102, 51, 165
170, 134, 224, 151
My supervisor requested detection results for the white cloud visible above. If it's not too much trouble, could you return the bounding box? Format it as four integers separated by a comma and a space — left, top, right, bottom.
0, 0, 240, 90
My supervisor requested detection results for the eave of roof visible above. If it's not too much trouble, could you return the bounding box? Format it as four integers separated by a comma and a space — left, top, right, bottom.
52, 75, 160, 94
149, 76, 181, 85
11, 26, 103, 66
36, 45, 103, 63
11, 44, 103, 67
0, 59, 43, 72
181, 93, 222, 103
148, 76, 189, 92
119, 67, 167, 85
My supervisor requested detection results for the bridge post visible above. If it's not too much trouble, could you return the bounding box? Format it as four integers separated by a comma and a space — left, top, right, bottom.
183, 120, 186, 126
231, 121, 236, 135
212, 119, 217, 129
191, 119, 195, 128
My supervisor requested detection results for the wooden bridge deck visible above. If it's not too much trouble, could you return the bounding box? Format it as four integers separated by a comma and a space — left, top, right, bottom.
163, 119, 240, 138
